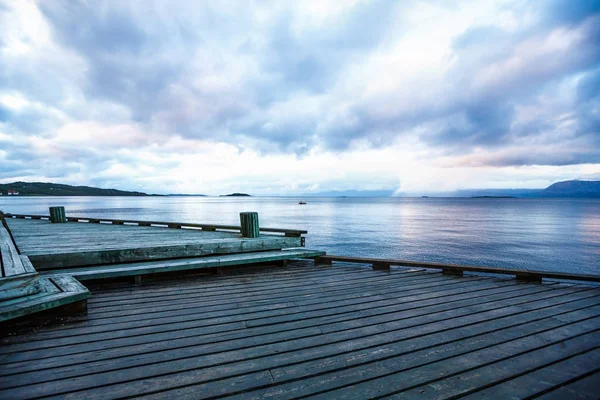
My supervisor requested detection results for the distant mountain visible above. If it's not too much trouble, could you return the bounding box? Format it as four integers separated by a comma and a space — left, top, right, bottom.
536, 180, 600, 198
428, 180, 600, 198
0, 182, 150, 196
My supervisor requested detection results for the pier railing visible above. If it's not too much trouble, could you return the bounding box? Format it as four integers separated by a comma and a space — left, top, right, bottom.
316, 255, 600, 283
2, 213, 307, 237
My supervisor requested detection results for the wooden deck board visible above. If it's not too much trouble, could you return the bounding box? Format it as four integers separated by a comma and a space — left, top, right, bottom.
6, 218, 302, 269
459, 347, 600, 399
535, 369, 600, 399
0, 278, 528, 367
0, 262, 599, 399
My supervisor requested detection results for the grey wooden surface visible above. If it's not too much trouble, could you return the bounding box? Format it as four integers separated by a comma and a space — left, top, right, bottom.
6, 219, 302, 269
0, 260, 598, 399
7, 218, 246, 255
0, 275, 89, 322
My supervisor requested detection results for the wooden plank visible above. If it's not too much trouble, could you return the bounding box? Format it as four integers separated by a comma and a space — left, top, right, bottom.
0, 276, 556, 354
0, 274, 471, 358
0, 278, 60, 308
0, 292, 88, 323
87, 264, 378, 299
535, 370, 600, 400
0, 277, 40, 300
40, 249, 323, 280
50, 276, 89, 294
29, 236, 303, 270
84, 268, 434, 310
0, 287, 596, 396
1, 262, 599, 400
2, 291, 598, 399
251, 317, 600, 400
17, 273, 456, 344
136, 315, 600, 400
81, 273, 458, 316
0, 227, 25, 277
18, 256, 36, 274
390, 331, 600, 399
0, 277, 90, 322
83, 274, 454, 316
7, 275, 487, 345
318, 255, 600, 283
460, 348, 600, 399
0, 281, 548, 373
221, 312, 600, 400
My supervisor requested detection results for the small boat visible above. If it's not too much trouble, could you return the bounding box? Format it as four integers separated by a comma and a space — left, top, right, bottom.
298, 201, 307, 205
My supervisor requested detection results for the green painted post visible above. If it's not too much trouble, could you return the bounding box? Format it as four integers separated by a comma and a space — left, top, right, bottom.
49, 206, 67, 223
240, 212, 260, 238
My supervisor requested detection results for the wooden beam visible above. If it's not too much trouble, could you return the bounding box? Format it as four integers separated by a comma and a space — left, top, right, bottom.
240, 212, 260, 238
49, 207, 66, 223
29, 236, 303, 270
314, 257, 332, 266
0, 226, 26, 276
41, 249, 325, 281
372, 262, 391, 271
3, 213, 307, 236
316, 255, 600, 283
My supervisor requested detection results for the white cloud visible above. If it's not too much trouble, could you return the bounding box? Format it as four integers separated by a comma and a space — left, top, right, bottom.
0, 0, 598, 193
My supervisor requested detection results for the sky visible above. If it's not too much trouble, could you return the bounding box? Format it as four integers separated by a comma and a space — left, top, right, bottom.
0, 0, 599, 195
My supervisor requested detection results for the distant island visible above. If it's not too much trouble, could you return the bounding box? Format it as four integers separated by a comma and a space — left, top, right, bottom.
0, 182, 150, 196
221, 193, 251, 197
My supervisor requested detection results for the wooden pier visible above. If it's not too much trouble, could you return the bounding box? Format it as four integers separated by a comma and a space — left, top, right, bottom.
0, 212, 323, 321
1, 211, 600, 398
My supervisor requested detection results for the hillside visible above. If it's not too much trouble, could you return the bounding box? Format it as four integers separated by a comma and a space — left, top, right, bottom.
537, 180, 600, 197
0, 182, 150, 196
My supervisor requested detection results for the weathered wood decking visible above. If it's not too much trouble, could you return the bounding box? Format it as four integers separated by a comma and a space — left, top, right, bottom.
1, 260, 599, 399
5, 217, 303, 269
0, 213, 322, 322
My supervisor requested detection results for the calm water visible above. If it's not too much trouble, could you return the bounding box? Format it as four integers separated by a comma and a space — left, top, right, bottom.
1, 196, 599, 275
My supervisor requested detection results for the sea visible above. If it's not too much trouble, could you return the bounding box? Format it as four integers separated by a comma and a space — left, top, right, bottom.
1, 196, 599, 275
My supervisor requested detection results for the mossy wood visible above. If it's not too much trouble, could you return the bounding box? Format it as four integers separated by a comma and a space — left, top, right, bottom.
49, 207, 66, 223
240, 212, 260, 238
0, 275, 90, 322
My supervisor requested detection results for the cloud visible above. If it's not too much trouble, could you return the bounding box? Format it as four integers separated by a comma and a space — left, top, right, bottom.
0, 0, 599, 193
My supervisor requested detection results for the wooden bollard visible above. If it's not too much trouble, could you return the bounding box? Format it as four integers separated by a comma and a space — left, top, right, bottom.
49, 206, 67, 223
240, 212, 260, 238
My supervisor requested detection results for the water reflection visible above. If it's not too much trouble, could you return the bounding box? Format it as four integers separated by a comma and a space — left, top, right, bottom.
1, 196, 598, 274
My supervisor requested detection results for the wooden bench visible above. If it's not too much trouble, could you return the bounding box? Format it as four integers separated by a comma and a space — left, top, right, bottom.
0, 223, 40, 301
0, 219, 90, 322
42, 249, 326, 281
0, 275, 89, 322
